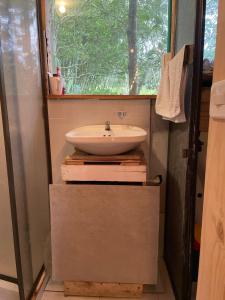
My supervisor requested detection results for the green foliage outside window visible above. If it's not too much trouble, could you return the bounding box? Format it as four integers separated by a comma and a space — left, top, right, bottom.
49, 0, 168, 95
204, 0, 218, 62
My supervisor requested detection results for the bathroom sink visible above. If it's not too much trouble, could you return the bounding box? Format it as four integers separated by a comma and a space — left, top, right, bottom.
65, 125, 147, 155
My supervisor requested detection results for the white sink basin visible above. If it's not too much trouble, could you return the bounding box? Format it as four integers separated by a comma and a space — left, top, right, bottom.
65, 125, 147, 155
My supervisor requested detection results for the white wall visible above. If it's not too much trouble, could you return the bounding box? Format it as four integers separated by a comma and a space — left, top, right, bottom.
48, 99, 151, 183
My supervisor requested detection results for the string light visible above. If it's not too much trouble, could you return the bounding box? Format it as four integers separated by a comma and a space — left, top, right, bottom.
58, 3, 66, 14
129, 67, 138, 93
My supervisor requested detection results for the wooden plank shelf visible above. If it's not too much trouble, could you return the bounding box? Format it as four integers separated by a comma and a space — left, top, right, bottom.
61, 149, 147, 183
48, 94, 156, 101
64, 149, 145, 165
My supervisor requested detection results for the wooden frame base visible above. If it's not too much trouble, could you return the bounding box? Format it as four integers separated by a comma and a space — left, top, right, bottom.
64, 281, 143, 298
61, 149, 147, 183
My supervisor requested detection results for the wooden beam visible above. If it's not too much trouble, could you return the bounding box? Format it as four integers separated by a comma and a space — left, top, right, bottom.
40, 0, 46, 30
197, 0, 225, 299
64, 281, 143, 298
61, 164, 147, 183
48, 94, 156, 100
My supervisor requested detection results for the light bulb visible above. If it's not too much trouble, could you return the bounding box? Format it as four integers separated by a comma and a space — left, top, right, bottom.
59, 4, 66, 14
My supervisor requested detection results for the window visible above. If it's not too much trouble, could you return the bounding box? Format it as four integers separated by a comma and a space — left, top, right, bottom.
48, 0, 169, 95
203, 0, 218, 62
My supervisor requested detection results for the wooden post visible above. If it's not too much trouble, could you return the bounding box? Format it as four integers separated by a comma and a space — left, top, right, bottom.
171, 0, 177, 57
196, 0, 225, 299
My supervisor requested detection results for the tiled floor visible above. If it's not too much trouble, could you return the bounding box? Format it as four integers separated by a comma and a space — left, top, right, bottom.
41, 261, 175, 300
0, 280, 19, 300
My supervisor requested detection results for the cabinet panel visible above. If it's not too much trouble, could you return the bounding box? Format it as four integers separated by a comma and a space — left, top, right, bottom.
50, 184, 160, 284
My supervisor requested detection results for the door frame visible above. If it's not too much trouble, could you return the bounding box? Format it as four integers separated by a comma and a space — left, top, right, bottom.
164, 0, 207, 299
182, 0, 206, 298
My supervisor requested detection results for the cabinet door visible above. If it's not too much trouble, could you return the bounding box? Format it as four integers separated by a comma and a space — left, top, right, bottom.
50, 184, 160, 284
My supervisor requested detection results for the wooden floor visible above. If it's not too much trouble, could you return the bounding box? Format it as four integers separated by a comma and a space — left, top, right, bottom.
41, 261, 175, 300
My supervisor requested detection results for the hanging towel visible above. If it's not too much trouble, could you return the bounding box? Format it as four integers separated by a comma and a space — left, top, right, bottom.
163, 64, 188, 123
155, 45, 188, 123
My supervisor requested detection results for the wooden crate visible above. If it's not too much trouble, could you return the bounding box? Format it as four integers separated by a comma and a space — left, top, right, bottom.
61, 149, 147, 183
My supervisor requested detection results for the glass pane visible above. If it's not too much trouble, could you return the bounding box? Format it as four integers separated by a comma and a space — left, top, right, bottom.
203, 0, 218, 62
0, 105, 17, 278
48, 0, 168, 95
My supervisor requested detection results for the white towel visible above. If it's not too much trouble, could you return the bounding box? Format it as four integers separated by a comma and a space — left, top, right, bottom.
155, 45, 188, 123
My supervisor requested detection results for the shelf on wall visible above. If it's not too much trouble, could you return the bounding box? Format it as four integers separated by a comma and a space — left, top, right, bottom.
48, 94, 156, 101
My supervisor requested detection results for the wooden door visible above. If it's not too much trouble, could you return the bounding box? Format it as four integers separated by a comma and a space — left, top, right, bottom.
197, 0, 225, 299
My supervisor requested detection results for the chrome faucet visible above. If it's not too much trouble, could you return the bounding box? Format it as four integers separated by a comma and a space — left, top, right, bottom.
105, 121, 111, 131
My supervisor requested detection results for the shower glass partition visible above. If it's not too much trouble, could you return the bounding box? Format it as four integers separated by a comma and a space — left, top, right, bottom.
0, 104, 17, 282
0, 0, 51, 298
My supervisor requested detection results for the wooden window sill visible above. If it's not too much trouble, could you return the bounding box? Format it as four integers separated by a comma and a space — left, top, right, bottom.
47, 94, 157, 100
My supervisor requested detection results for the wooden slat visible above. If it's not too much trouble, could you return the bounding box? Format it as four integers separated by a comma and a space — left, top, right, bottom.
64, 281, 143, 298
61, 164, 147, 182
65, 160, 143, 165
64, 149, 145, 165
170, 0, 177, 57
65, 160, 143, 166
69, 149, 144, 161
48, 94, 156, 100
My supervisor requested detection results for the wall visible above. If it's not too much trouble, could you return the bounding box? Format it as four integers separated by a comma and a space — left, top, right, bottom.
0, 104, 17, 278
48, 99, 151, 183
175, 0, 197, 51
197, 0, 225, 298
48, 99, 168, 185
